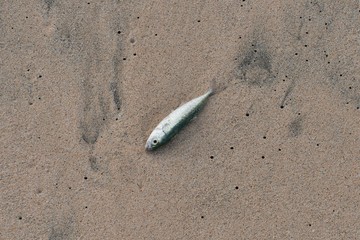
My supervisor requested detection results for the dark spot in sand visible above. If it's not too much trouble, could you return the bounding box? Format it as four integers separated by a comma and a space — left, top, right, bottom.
280, 80, 296, 108
89, 156, 99, 171
54, 29, 73, 52
111, 40, 123, 111
81, 120, 100, 144
80, 93, 108, 145
44, 0, 56, 12
48, 217, 75, 240
110, 82, 121, 111
289, 116, 304, 137
49, 229, 67, 240
235, 43, 274, 87
80, 65, 109, 145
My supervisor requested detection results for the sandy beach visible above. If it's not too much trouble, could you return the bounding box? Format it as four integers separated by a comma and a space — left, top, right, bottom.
1, 0, 360, 239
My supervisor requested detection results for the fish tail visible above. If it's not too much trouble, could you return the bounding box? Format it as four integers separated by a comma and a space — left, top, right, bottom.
208, 78, 216, 96
208, 77, 228, 95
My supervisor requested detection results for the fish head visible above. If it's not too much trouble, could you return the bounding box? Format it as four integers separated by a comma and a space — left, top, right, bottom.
145, 128, 166, 151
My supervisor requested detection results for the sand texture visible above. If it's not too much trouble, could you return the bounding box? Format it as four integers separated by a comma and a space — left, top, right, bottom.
1, 0, 360, 239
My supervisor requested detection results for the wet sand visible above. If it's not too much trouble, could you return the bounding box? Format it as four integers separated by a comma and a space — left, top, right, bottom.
1, 0, 360, 239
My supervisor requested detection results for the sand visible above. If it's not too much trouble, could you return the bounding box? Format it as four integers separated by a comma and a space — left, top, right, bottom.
1, 0, 360, 239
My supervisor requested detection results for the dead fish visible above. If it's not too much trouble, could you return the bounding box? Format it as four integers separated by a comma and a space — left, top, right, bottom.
145, 86, 214, 151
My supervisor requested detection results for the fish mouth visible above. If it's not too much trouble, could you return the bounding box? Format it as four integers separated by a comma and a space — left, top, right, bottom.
145, 142, 153, 151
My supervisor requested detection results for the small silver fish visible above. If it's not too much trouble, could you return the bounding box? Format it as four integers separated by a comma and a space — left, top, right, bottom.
145, 87, 214, 151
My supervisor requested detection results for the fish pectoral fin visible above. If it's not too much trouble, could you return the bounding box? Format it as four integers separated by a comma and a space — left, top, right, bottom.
162, 123, 171, 133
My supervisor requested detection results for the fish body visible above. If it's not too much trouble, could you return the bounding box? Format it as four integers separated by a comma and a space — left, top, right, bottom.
145, 88, 213, 151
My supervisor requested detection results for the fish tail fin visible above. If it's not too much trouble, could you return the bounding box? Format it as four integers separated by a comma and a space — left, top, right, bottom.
208, 78, 216, 96
208, 77, 227, 96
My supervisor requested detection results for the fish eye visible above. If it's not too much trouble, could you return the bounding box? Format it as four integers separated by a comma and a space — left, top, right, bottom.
152, 139, 158, 144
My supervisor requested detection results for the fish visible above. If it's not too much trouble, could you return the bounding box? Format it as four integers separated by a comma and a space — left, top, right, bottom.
145, 86, 214, 151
